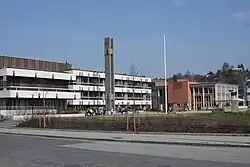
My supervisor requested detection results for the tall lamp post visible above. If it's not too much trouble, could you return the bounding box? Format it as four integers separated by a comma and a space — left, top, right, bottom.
32, 94, 34, 119
163, 34, 168, 114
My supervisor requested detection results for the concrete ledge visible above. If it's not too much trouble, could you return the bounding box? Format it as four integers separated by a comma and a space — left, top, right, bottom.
1, 129, 250, 148
16, 127, 250, 137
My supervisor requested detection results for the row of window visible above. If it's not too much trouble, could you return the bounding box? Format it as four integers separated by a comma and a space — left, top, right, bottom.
80, 97, 151, 100
78, 101, 150, 106
77, 73, 149, 82
77, 87, 150, 93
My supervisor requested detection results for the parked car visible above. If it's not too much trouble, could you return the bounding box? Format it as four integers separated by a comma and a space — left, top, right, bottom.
86, 107, 105, 116
86, 108, 95, 116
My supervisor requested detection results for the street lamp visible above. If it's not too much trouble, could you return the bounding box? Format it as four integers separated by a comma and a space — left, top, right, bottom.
163, 34, 168, 114
32, 94, 34, 119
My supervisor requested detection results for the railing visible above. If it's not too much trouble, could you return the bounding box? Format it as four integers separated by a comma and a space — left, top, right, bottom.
0, 106, 57, 110
5, 85, 74, 92
76, 82, 104, 86
79, 97, 151, 101
75, 82, 151, 89
7, 83, 69, 89
0, 106, 58, 116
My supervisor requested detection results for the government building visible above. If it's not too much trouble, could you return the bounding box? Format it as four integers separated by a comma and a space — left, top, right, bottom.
0, 55, 152, 116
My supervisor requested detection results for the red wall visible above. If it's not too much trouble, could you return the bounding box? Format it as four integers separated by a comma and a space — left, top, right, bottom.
168, 81, 191, 104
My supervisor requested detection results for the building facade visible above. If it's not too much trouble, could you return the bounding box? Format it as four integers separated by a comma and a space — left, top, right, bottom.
243, 79, 250, 106
151, 80, 200, 111
0, 56, 152, 115
191, 83, 238, 110
152, 80, 238, 111
67, 69, 152, 110
0, 67, 77, 115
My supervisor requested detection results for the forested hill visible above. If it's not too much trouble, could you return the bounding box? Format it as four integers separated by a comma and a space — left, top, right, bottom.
154, 63, 250, 86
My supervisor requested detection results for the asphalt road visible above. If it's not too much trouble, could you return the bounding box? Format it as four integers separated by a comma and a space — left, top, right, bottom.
0, 134, 249, 167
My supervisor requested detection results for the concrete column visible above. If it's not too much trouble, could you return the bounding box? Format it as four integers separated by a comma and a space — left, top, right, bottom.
104, 37, 115, 111
193, 87, 196, 110
224, 85, 227, 101
202, 87, 205, 108
210, 95, 213, 108
87, 89, 90, 100
124, 92, 128, 100
215, 85, 218, 102
157, 89, 160, 110
195, 97, 197, 110
3, 75, 7, 91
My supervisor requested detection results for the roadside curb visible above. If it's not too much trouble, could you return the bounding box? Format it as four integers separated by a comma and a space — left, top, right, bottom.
14, 127, 250, 137
1, 131, 250, 148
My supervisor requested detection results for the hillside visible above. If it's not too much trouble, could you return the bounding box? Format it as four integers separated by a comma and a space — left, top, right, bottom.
155, 63, 250, 86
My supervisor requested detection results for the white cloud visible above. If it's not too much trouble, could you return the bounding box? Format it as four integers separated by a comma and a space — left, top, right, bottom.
232, 11, 250, 21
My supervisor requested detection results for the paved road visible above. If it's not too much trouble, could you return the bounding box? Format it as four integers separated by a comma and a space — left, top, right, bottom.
0, 134, 249, 167
1, 128, 250, 147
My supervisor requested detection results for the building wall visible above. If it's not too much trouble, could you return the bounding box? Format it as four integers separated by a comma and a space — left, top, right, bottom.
191, 83, 238, 110
243, 79, 250, 106
168, 81, 191, 105
215, 83, 238, 102
151, 84, 165, 111
0, 67, 77, 116
68, 69, 152, 108
151, 80, 201, 111
0, 55, 71, 72
191, 84, 216, 110
0, 68, 77, 99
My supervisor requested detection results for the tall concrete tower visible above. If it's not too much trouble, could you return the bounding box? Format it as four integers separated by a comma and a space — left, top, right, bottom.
104, 37, 115, 111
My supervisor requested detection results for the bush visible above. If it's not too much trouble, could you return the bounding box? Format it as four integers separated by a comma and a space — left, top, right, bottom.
18, 112, 250, 133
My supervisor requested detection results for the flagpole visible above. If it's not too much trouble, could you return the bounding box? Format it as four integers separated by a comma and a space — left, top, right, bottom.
163, 34, 168, 114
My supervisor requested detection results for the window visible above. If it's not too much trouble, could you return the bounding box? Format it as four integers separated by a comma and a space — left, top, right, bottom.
204, 88, 208, 93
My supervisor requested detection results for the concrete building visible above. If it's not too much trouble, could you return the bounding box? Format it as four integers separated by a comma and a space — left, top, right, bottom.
152, 80, 238, 111
151, 81, 167, 111
191, 83, 238, 110
151, 80, 200, 111
0, 55, 152, 116
243, 78, 250, 106
0, 57, 76, 116
67, 69, 152, 110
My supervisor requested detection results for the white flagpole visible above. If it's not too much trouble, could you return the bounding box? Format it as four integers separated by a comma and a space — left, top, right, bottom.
163, 34, 168, 114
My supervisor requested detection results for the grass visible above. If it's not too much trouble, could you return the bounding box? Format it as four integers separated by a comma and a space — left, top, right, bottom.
85, 112, 250, 123
19, 111, 250, 133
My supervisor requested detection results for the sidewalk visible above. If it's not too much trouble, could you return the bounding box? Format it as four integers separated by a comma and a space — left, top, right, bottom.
0, 128, 250, 148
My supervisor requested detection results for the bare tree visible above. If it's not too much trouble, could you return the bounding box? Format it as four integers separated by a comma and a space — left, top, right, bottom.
130, 65, 139, 132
